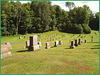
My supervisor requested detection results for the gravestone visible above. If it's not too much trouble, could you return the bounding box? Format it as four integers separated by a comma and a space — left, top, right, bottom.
70, 40, 75, 49
81, 40, 83, 43
39, 39, 41, 41
52, 38, 54, 41
91, 36, 93, 42
24, 36, 26, 38
1, 44, 11, 58
59, 40, 62, 45
75, 39, 78, 46
28, 35, 39, 51
78, 38, 81, 45
45, 38, 47, 40
54, 41, 58, 47
65, 35, 67, 37
50, 37, 52, 41
45, 42, 50, 49
84, 39, 86, 43
1, 44, 8, 54
38, 42, 42, 48
5, 42, 12, 49
19, 36, 22, 39
26, 40, 30, 48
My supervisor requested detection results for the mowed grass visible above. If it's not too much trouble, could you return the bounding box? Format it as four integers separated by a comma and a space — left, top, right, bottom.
1, 30, 99, 74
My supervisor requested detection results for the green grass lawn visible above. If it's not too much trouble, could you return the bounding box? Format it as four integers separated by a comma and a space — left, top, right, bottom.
1, 30, 99, 74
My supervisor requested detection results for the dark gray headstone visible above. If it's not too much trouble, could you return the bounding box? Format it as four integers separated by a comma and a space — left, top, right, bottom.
84, 39, 86, 43
78, 38, 81, 45
24, 36, 26, 38
75, 39, 78, 46
70, 40, 75, 49
81, 40, 83, 43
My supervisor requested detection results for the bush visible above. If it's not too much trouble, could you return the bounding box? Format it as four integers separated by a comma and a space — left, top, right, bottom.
82, 24, 91, 34
71, 24, 83, 34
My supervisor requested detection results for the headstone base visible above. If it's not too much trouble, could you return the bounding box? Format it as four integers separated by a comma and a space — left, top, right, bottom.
75, 44, 78, 46
45, 46, 50, 49
78, 43, 81, 45
28, 45, 39, 51
1, 52, 11, 58
70, 46, 75, 49
54, 45, 58, 47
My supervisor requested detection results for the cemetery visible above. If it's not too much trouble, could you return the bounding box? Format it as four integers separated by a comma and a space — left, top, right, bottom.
1, 1, 99, 74
1, 30, 99, 74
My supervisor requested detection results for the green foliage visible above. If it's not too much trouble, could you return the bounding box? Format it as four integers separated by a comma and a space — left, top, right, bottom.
72, 24, 83, 34
66, 2, 75, 11
1, 1, 98, 36
69, 5, 91, 25
82, 24, 91, 34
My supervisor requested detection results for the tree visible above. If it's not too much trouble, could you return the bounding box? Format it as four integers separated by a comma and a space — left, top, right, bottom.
89, 12, 99, 30
1, 1, 10, 36
95, 12, 99, 30
30, 1, 51, 32
54, 5, 62, 30
15, 1, 22, 34
66, 2, 75, 11
82, 24, 91, 34
19, 3, 32, 34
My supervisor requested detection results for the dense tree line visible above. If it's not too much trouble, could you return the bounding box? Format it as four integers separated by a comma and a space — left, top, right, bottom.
1, 1, 99, 36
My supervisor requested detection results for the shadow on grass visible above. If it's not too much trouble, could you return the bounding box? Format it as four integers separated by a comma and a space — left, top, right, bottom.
91, 48, 99, 49
65, 48, 72, 49
51, 46, 55, 48
91, 45, 99, 49
87, 42, 99, 43
16, 50, 29, 52
93, 45, 99, 46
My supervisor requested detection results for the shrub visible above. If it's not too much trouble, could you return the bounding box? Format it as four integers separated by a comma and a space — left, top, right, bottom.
71, 24, 83, 34
82, 24, 91, 34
